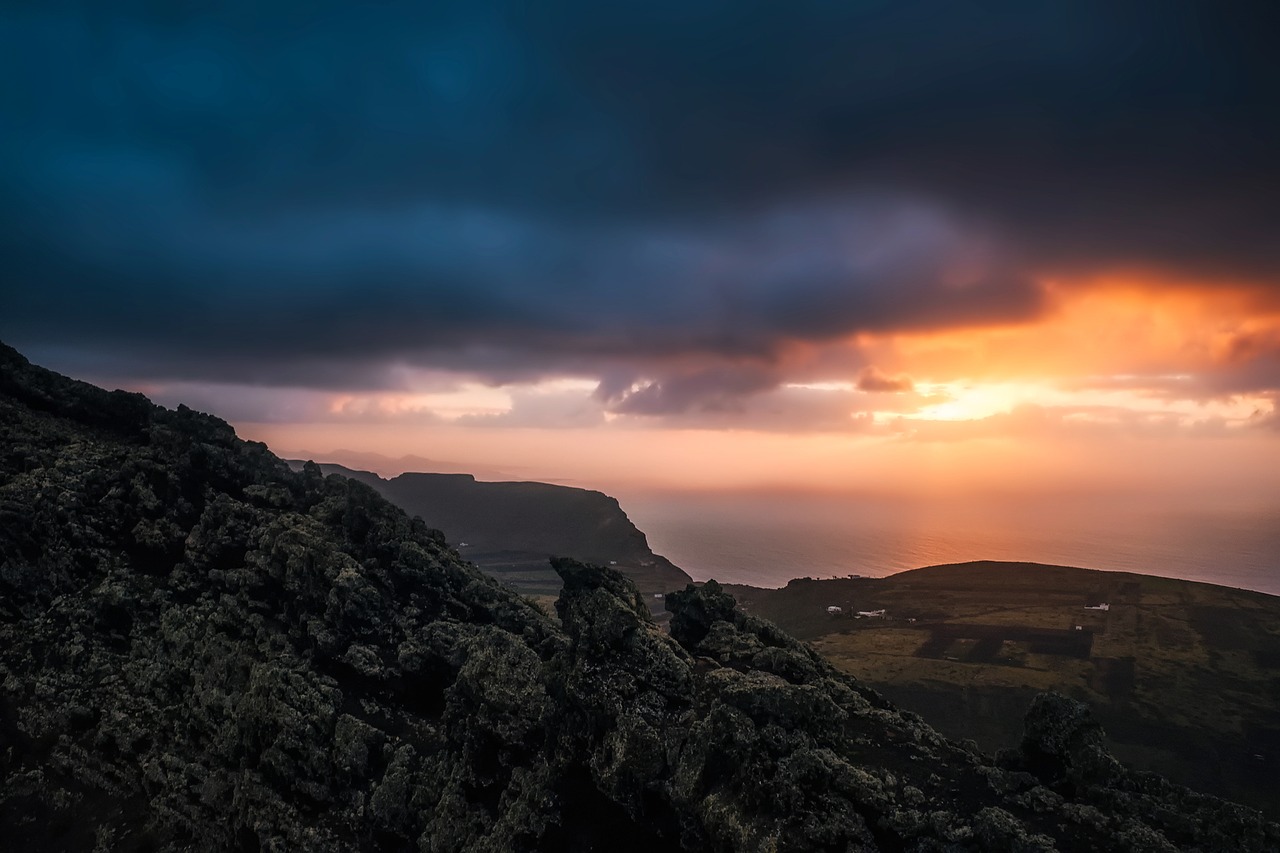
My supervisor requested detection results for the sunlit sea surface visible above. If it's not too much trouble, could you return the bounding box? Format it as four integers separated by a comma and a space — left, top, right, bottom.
621, 492, 1280, 597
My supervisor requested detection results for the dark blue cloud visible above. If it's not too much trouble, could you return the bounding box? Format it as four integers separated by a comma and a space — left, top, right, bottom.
2, 1, 1278, 401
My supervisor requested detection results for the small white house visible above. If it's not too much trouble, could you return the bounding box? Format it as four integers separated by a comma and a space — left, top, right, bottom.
826, 606, 843, 615
1084, 603, 1110, 611
855, 609, 886, 618
654, 593, 664, 599
609, 560, 618, 565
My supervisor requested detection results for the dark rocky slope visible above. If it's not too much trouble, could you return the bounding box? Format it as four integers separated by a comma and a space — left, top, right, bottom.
286, 463, 691, 600
0, 342, 1276, 852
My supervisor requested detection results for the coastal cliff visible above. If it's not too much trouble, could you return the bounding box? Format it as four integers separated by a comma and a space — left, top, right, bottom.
288, 462, 691, 600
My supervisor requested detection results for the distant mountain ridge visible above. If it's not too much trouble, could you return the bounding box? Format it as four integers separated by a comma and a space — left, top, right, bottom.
287, 461, 692, 599
280, 448, 517, 480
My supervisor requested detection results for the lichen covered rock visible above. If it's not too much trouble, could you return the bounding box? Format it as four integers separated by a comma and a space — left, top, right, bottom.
0, 342, 1277, 852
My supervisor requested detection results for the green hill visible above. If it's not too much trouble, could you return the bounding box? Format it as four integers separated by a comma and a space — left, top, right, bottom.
726, 560, 1280, 816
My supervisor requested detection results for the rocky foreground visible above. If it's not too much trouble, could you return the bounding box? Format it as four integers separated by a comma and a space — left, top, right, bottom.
0, 341, 1276, 852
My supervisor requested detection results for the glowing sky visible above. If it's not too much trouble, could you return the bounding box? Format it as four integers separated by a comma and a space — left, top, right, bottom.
3, 2, 1279, 498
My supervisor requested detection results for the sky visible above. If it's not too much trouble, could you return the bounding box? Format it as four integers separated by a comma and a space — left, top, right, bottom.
3, 1, 1280, 498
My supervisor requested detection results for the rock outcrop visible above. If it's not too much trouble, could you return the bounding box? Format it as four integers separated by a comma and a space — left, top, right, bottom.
0, 342, 1276, 851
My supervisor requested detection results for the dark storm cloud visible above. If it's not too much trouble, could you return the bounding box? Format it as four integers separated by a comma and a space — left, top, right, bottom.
4, 190, 1038, 394
2, 0, 1278, 398
606, 364, 784, 416
856, 368, 914, 394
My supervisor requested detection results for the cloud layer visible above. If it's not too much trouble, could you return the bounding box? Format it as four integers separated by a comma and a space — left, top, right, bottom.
3, 1, 1279, 426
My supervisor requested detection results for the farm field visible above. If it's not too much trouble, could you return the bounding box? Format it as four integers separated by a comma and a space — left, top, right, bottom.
726, 561, 1280, 816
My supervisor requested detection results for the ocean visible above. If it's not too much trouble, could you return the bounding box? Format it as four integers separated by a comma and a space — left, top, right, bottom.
621, 492, 1280, 597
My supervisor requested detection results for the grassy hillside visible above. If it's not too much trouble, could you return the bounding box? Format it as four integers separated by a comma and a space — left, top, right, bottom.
728, 561, 1280, 816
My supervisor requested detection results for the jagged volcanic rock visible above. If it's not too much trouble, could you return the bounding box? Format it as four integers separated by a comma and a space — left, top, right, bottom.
0, 342, 1276, 852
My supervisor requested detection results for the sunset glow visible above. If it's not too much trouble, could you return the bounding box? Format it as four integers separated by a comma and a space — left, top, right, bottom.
6, 5, 1280, 843
196, 273, 1280, 500
4, 2, 1278, 507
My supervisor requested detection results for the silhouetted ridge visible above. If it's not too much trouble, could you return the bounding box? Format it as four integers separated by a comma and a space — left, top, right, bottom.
0, 341, 1275, 851
290, 460, 692, 599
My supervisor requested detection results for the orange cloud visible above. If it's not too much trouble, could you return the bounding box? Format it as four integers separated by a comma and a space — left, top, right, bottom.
212, 271, 1280, 498
875, 274, 1280, 388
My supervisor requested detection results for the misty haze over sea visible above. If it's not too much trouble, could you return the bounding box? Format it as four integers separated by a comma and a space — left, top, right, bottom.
622, 493, 1280, 596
